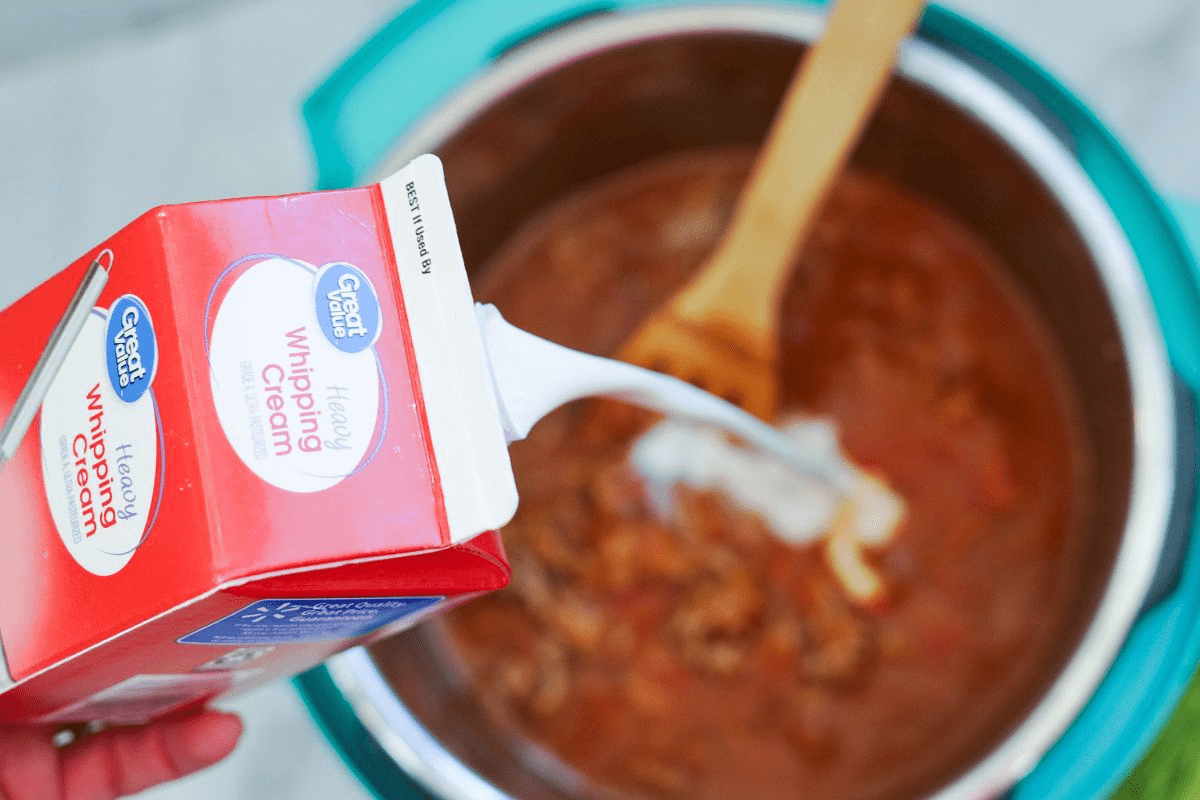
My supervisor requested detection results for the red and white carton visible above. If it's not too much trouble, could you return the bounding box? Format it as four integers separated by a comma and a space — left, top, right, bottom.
0, 155, 520, 724
0, 151, 859, 726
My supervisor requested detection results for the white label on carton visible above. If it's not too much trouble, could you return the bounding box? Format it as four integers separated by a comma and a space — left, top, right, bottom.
40, 308, 160, 577
35, 673, 230, 725
207, 257, 384, 493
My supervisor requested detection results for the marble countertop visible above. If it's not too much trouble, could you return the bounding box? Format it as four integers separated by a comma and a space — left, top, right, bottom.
0, 0, 1196, 797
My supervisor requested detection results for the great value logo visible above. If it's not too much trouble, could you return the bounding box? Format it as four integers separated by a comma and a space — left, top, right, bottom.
40, 298, 164, 576
314, 263, 383, 354
205, 255, 389, 493
105, 295, 157, 402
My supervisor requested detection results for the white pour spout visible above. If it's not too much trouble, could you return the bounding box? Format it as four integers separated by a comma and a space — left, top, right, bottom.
474, 303, 858, 494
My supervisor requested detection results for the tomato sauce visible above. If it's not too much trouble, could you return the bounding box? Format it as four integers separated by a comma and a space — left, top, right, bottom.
440, 148, 1089, 800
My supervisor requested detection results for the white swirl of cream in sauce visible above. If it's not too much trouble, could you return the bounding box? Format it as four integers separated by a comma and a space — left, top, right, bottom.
629, 417, 905, 603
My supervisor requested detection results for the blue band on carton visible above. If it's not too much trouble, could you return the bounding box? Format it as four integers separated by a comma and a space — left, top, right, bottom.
178, 597, 443, 646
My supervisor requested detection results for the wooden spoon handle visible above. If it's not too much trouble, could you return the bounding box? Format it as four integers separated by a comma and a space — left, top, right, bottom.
674, 0, 928, 336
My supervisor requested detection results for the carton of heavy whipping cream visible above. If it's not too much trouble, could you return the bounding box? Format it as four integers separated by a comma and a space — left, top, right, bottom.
0, 155, 519, 724
0, 153, 886, 725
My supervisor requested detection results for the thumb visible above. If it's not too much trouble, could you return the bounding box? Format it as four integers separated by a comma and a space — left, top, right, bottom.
60, 711, 242, 799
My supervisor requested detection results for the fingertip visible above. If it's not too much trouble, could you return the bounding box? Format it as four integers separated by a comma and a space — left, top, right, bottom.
60, 712, 244, 798
173, 710, 243, 768
0, 726, 61, 800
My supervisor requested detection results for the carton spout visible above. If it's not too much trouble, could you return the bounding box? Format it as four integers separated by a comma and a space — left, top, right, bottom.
474, 302, 858, 494
0, 634, 12, 692
0, 256, 110, 470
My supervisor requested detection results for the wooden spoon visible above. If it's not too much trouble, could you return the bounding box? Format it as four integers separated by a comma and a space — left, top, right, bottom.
619, 0, 928, 420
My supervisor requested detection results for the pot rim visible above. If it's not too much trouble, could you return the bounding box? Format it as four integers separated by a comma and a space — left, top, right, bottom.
341, 5, 1177, 799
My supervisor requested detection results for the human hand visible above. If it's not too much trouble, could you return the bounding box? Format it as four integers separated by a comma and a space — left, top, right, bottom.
0, 711, 242, 800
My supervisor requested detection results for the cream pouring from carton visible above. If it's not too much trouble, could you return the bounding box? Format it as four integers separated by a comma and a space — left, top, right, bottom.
0, 154, 883, 725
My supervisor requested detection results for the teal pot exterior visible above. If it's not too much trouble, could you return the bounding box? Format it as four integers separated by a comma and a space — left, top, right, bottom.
296, 2, 1200, 799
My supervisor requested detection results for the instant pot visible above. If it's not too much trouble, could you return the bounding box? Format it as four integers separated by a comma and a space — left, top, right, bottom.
293, 1, 1200, 798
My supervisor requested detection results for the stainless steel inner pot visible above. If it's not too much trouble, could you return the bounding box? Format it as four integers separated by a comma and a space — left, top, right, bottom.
328, 5, 1175, 800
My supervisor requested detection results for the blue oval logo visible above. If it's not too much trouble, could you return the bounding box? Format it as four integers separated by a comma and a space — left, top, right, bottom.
105, 294, 157, 404
314, 262, 382, 354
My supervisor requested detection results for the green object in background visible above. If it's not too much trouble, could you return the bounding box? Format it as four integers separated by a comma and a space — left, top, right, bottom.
1116, 664, 1200, 799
